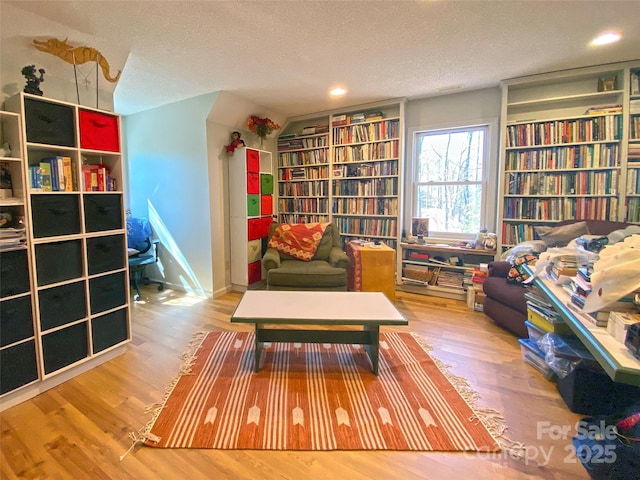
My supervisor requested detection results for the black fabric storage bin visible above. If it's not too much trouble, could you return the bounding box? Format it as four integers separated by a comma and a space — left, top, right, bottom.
0, 295, 34, 347
0, 249, 30, 297
0, 340, 38, 395
24, 97, 75, 147
92, 308, 128, 353
42, 322, 88, 374
557, 364, 640, 415
35, 239, 83, 286
89, 271, 126, 314
84, 194, 123, 232
38, 281, 87, 331
31, 194, 81, 238
86, 234, 125, 275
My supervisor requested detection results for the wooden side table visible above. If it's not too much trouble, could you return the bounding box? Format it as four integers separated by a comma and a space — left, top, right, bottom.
346, 243, 396, 302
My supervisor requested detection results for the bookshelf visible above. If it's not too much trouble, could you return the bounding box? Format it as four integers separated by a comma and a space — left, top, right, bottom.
497, 61, 640, 252
627, 67, 640, 223
276, 117, 330, 224
276, 100, 405, 253
2, 93, 129, 411
229, 147, 274, 289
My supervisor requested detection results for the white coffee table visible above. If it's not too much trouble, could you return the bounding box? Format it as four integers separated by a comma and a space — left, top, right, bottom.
230, 291, 407, 375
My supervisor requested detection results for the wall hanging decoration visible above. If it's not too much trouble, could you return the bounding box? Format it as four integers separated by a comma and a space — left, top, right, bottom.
247, 115, 280, 148
225, 131, 245, 156
32, 37, 121, 108
21, 65, 46, 96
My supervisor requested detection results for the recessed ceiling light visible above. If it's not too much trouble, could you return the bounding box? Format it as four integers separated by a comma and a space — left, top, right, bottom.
330, 87, 347, 96
591, 31, 622, 46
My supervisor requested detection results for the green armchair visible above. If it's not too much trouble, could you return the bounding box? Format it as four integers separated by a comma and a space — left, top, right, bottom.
262, 223, 350, 291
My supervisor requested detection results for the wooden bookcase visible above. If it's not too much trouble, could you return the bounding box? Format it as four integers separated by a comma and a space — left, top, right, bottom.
497, 61, 640, 253
2, 93, 130, 411
228, 147, 274, 289
276, 99, 405, 252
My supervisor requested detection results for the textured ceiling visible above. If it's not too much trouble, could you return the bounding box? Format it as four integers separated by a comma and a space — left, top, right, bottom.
3, 0, 640, 117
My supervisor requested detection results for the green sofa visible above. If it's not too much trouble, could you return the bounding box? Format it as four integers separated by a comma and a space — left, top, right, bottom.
261, 223, 350, 291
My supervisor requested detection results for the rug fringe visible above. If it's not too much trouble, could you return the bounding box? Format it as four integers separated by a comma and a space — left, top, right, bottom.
410, 332, 526, 459
119, 330, 208, 461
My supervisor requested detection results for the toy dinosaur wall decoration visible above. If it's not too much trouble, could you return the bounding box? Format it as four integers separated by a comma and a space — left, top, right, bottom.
33, 38, 121, 83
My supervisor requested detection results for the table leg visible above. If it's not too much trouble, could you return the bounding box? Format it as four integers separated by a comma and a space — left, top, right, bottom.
363, 324, 380, 375
254, 324, 263, 373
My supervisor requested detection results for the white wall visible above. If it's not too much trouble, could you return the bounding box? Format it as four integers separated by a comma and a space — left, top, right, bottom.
404, 88, 502, 235
0, 3, 126, 111
123, 93, 218, 296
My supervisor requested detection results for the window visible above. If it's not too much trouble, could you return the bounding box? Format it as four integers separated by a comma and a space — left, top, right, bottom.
412, 123, 492, 239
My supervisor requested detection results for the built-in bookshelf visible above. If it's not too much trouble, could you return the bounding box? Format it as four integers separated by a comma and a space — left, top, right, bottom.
627, 67, 640, 223
276, 100, 405, 252
498, 61, 640, 251
277, 119, 330, 224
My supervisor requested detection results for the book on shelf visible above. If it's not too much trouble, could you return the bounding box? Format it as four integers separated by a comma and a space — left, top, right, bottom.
39, 161, 52, 191
583, 104, 622, 115
332, 114, 349, 126
279, 133, 297, 141
301, 126, 316, 135
350, 112, 366, 124
365, 111, 384, 121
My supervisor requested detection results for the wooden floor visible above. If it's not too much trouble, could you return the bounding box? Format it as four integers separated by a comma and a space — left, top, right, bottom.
1, 286, 592, 479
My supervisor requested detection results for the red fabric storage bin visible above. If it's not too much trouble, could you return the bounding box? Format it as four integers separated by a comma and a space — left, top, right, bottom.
247, 218, 262, 240
246, 173, 259, 194
261, 195, 273, 215
260, 216, 273, 237
246, 149, 259, 172
248, 261, 262, 284
79, 110, 120, 152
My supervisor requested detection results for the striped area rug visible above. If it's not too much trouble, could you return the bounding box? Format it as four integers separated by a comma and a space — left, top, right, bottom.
139, 331, 509, 452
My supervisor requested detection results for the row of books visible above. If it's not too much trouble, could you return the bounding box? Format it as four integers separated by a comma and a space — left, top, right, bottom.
503, 170, 619, 196
278, 180, 328, 197
333, 121, 400, 145
332, 197, 398, 216
278, 149, 328, 166
334, 161, 398, 178
333, 142, 400, 163
505, 144, 619, 171
280, 166, 328, 181
333, 217, 397, 238
503, 196, 618, 222
331, 111, 384, 127
277, 135, 329, 152
277, 198, 328, 213
627, 197, 640, 223
29, 156, 115, 192
331, 177, 398, 196
506, 115, 622, 148
30, 156, 74, 192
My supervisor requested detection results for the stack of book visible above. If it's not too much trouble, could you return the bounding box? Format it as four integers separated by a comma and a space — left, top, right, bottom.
568, 266, 638, 326
549, 255, 578, 280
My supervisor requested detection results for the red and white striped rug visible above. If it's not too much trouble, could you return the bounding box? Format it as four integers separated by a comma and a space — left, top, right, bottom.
139, 331, 509, 452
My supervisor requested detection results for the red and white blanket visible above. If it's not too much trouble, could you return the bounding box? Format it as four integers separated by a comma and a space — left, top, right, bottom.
268, 223, 329, 261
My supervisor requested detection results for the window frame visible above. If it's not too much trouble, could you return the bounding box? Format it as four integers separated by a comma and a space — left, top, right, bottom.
408, 118, 499, 242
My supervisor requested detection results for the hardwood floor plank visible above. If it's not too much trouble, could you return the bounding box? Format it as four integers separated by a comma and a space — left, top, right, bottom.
0, 287, 593, 479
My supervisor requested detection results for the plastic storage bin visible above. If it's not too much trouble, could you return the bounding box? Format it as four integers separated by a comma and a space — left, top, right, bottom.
518, 338, 557, 381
